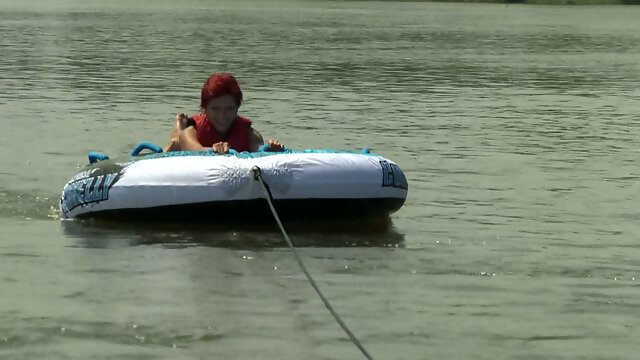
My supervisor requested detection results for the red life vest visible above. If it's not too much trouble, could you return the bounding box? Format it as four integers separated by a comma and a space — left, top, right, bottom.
191, 113, 252, 152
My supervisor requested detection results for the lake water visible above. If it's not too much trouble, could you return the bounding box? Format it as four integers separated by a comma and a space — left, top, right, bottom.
1, 0, 640, 359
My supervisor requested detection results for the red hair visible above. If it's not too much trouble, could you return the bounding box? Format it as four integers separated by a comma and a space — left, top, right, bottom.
200, 73, 243, 109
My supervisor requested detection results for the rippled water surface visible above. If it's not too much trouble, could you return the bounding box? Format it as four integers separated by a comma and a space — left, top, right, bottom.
2, 0, 640, 359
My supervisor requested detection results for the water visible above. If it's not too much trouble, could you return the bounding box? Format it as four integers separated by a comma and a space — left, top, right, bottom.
2, 0, 640, 358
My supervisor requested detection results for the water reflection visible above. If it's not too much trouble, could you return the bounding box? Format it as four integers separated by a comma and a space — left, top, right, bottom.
61, 217, 406, 249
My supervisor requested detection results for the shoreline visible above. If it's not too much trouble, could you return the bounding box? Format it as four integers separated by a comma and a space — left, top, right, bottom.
345, 0, 640, 4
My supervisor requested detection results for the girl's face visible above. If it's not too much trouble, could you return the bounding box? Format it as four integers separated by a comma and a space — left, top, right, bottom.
204, 95, 239, 134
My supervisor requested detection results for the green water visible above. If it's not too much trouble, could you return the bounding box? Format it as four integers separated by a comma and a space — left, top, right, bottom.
2, 0, 640, 359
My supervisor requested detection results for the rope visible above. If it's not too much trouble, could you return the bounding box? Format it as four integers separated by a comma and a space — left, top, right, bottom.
250, 166, 375, 360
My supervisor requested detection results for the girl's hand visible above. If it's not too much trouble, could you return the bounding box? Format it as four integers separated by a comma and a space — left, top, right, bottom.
267, 139, 285, 152
212, 142, 230, 154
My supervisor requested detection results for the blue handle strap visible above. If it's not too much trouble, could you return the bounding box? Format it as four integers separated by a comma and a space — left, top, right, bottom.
88, 152, 109, 164
131, 142, 163, 156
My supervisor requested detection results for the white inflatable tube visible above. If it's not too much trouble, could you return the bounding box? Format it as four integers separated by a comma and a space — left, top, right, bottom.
60, 149, 408, 221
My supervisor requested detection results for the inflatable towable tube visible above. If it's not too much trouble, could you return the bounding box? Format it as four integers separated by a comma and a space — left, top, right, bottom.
59, 143, 408, 222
